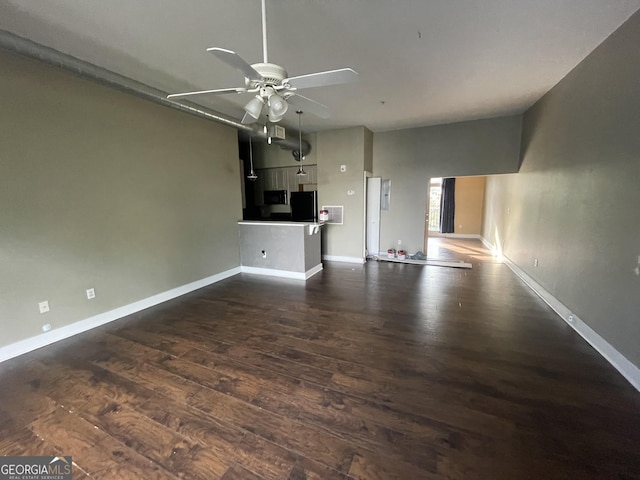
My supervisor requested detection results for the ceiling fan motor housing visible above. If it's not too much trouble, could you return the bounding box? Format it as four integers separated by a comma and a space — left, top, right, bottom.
247, 63, 288, 87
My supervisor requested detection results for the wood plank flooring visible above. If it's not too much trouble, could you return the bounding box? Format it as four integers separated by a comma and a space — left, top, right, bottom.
1, 238, 639, 479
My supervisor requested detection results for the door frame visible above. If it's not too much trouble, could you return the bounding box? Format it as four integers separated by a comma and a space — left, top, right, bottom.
424, 177, 444, 252
365, 174, 380, 259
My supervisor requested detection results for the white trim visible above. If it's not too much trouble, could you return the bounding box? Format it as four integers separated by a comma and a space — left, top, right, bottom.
480, 235, 495, 252
430, 233, 482, 239
376, 254, 472, 269
240, 263, 323, 280
0, 267, 241, 364
238, 221, 317, 227
363, 171, 373, 260
426, 259, 472, 268
322, 255, 366, 264
481, 236, 640, 392
305, 263, 324, 279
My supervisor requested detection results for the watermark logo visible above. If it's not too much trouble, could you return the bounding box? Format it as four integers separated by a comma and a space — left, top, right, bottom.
0, 456, 72, 480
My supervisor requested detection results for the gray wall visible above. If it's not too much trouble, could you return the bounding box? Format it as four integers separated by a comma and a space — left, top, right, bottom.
482, 10, 640, 368
317, 127, 371, 260
364, 128, 373, 173
253, 127, 371, 261
374, 116, 522, 253
238, 223, 320, 273
253, 134, 317, 169
0, 49, 242, 348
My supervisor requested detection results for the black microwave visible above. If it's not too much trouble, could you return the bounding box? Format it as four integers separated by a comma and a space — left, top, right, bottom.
264, 189, 288, 205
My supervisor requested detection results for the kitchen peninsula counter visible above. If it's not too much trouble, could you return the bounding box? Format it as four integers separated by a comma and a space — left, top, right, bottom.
238, 220, 324, 280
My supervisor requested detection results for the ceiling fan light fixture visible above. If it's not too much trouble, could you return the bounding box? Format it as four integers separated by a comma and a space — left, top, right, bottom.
267, 93, 288, 122
244, 96, 264, 120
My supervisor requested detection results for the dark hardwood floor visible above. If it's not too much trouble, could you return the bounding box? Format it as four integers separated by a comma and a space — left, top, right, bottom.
1, 238, 639, 479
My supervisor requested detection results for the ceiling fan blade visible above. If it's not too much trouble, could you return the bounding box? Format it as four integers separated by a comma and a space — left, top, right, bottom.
286, 94, 331, 119
284, 68, 358, 90
207, 47, 264, 83
167, 87, 247, 99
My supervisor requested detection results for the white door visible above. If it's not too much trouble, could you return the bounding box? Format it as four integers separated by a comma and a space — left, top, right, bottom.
366, 177, 381, 257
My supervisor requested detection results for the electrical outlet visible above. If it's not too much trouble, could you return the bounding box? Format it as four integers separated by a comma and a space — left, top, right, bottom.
534, 258, 539, 267
398, 239, 402, 245
38, 301, 50, 314
42, 323, 52, 332
340, 165, 346, 172
86, 288, 95, 299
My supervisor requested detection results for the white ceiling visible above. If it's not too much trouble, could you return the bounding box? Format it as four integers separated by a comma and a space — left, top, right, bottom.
2, 0, 639, 133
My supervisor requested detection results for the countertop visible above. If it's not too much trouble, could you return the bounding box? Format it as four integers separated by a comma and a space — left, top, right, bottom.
238, 220, 326, 227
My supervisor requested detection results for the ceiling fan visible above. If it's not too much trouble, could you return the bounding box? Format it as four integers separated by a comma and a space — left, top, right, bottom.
167, 0, 358, 124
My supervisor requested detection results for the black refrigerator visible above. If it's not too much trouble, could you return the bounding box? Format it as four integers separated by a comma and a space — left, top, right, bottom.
290, 191, 318, 222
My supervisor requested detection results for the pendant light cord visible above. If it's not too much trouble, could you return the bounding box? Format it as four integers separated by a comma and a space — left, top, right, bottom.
298, 112, 303, 160
249, 135, 253, 170
296, 110, 306, 176
247, 135, 257, 180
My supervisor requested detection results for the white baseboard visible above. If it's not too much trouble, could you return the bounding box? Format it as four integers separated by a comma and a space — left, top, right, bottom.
0, 267, 241, 364
376, 253, 472, 269
304, 263, 324, 279
481, 236, 640, 391
430, 233, 482, 239
240, 263, 323, 280
479, 235, 495, 252
322, 255, 366, 264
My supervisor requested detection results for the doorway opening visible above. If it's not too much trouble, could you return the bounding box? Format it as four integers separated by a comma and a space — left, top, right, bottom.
427, 177, 443, 233
424, 175, 490, 262
366, 175, 381, 258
